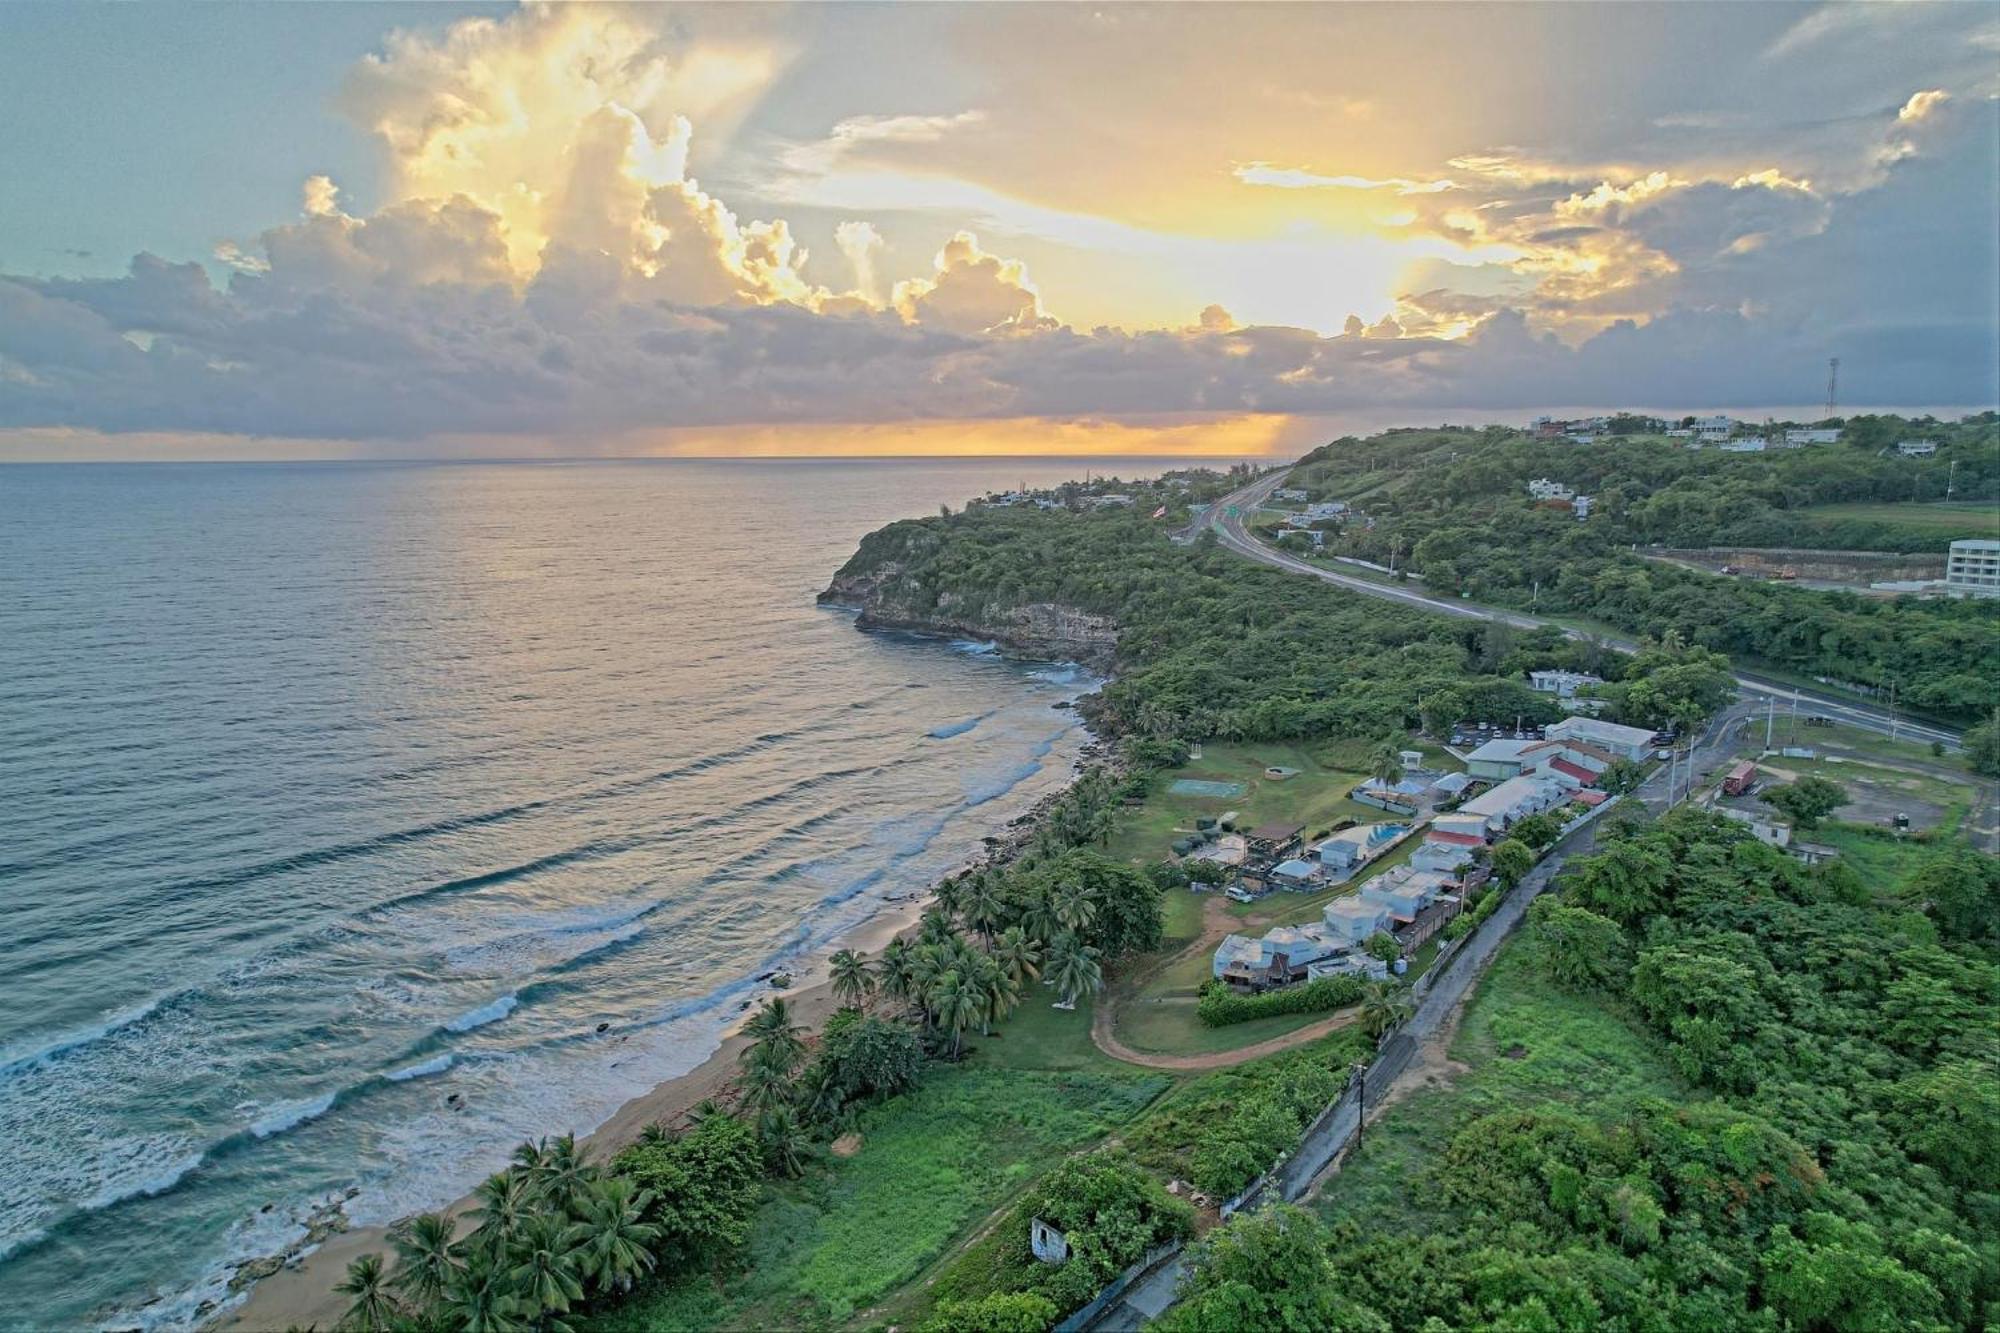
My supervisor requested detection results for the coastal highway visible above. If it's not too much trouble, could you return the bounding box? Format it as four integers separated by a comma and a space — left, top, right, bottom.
1191, 471, 1964, 751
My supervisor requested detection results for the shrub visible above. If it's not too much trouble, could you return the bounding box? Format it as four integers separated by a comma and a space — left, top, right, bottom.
920, 1291, 1060, 1333
1197, 974, 1365, 1027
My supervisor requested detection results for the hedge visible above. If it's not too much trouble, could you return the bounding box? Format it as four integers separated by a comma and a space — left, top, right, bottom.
1196, 974, 1365, 1027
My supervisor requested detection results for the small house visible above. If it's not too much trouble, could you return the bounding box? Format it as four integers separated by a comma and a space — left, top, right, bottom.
1312, 822, 1406, 871
1245, 822, 1306, 862
1464, 737, 1544, 781
1269, 858, 1321, 890
1321, 896, 1394, 945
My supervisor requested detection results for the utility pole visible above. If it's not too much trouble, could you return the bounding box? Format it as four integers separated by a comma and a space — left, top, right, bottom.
1826, 356, 1839, 418
1351, 1062, 1368, 1146
1889, 680, 1900, 742
1765, 694, 1775, 752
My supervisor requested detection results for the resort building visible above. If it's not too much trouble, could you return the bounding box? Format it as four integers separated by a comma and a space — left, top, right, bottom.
1458, 774, 1567, 834
1945, 539, 2000, 599
1718, 437, 1767, 453
1545, 716, 1656, 760
1212, 926, 1334, 989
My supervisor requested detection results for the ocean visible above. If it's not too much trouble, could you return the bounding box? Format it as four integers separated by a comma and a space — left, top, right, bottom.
0, 457, 1205, 1330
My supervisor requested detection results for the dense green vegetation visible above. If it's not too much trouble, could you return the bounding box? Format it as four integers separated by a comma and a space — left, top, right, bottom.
1171, 810, 1999, 1330
913, 1154, 1195, 1330
1284, 417, 2000, 720
832, 504, 1722, 747
1124, 1033, 1372, 1198
1195, 972, 1364, 1027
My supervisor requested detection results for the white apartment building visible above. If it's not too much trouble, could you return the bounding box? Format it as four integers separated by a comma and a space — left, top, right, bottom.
1786, 428, 1840, 446
1526, 478, 1574, 501
1945, 539, 2000, 598
1692, 415, 1734, 440
1897, 440, 1938, 458
1719, 437, 1767, 453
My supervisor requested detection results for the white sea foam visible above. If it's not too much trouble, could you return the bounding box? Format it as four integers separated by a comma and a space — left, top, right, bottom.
386, 1054, 454, 1082
445, 994, 519, 1033
250, 1091, 337, 1139
0, 992, 174, 1077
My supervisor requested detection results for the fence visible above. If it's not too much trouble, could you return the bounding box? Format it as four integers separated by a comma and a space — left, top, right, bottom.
1054, 1241, 1184, 1333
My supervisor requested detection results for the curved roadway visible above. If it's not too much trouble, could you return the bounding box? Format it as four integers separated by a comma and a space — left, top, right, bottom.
1194, 471, 1963, 750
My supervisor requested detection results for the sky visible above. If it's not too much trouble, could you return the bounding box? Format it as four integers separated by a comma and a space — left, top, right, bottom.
1, 1, 1996, 460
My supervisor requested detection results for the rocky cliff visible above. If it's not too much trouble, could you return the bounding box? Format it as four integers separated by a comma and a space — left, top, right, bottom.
819, 564, 1121, 670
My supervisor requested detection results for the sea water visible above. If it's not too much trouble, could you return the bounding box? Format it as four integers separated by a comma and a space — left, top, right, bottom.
0, 457, 1204, 1329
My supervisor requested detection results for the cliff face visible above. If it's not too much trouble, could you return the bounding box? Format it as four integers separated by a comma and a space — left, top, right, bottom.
820, 563, 1121, 669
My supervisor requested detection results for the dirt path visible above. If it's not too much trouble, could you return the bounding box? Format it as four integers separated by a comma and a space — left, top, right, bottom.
1092, 894, 1363, 1070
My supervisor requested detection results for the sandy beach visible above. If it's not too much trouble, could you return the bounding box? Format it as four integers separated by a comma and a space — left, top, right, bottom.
219, 893, 935, 1332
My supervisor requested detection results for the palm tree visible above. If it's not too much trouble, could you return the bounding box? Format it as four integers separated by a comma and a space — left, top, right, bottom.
959, 876, 1004, 945
334, 1252, 398, 1333
875, 938, 915, 1003
388, 1211, 459, 1312
1370, 741, 1405, 786
740, 1048, 795, 1115
828, 948, 872, 1008
793, 1058, 846, 1126
537, 1133, 597, 1217
1047, 934, 1102, 1010
507, 1213, 587, 1321
932, 874, 965, 920
445, 1247, 528, 1333
1022, 893, 1063, 949
759, 1105, 811, 1178
740, 997, 805, 1072
1359, 981, 1411, 1042
466, 1169, 534, 1261
974, 953, 1021, 1034
1051, 881, 1099, 936
569, 1176, 658, 1295
929, 970, 981, 1058
993, 925, 1043, 986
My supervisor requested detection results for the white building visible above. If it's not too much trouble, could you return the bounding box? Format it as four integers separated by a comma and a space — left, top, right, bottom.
1786, 428, 1840, 446
1274, 487, 1309, 502
1305, 501, 1349, 521
1526, 478, 1574, 501
1571, 495, 1593, 519
1719, 437, 1767, 453
1458, 774, 1567, 833
1666, 428, 1694, 439
1321, 896, 1395, 945
1897, 440, 1938, 458
1530, 670, 1605, 699
1692, 415, 1735, 439
1945, 539, 2000, 598
1545, 716, 1656, 760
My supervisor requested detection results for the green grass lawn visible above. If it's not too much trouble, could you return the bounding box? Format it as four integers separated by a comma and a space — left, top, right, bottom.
1115, 991, 1337, 1055
586, 1063, 1168, 1333
965, 989, 1123, 1074
1806, 500, 2000, 539
1103, 739, 1446, 876
1312, 932, 1684, 1234
1761, 717, 1977, 778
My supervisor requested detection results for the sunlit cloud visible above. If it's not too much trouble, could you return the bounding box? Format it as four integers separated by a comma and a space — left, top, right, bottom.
1235, 164, 1459, 195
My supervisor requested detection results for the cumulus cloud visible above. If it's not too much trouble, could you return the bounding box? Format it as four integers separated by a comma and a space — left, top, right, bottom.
892, 232, 1052, 335
835, 220, 886, 302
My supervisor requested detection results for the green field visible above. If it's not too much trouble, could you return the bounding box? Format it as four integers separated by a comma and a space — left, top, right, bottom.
1807, 500, 2000, 538
586, 1061, 1167, 1332
1312, 932, 1685, 1232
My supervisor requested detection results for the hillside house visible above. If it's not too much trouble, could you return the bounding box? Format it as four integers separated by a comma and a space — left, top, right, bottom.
1526, 478, 1574, 501
1897, 440, 1938, 457
1321, 895, 1395, 945
1786, 428, 1840, 445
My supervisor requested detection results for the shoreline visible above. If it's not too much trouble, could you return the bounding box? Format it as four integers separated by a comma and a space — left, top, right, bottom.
219, 650, 1114, 1333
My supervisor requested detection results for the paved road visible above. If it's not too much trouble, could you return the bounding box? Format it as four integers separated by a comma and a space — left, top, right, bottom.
1192, 472, 1964, 751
